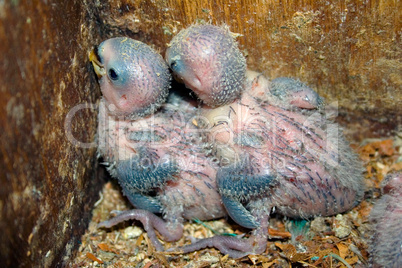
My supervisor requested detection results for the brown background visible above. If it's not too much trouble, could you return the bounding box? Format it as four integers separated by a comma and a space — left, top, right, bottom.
0, 0, 400, 266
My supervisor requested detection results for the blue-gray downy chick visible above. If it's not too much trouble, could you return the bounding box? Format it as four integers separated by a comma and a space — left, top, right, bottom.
166, 24, 365, 258
90, 37, 225, 251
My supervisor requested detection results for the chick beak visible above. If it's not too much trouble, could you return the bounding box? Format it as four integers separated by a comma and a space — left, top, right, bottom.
88, 49, 106, 79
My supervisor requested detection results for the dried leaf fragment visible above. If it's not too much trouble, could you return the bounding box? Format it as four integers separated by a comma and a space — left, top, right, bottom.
98, 242, 119, 254
336, 242, 349, 259
86, 252, 104, 264
274, 242, 310, 262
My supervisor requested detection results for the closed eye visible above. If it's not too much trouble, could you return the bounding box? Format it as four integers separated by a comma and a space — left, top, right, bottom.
170, 60, 178, 71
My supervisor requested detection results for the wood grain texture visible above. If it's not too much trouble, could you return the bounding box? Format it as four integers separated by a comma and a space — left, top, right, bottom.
0, 1, 103, 266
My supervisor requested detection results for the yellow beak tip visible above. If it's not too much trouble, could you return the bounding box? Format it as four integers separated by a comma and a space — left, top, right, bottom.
88, 49, 105, 78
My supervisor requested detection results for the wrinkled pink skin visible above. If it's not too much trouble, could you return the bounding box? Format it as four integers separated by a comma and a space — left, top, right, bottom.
97, 98, 226, 250
205, 78, 361, 218
245, 70, 323, 110
180, 75, 363, 257
166, 25, 364, 258
369, 172, 402, 268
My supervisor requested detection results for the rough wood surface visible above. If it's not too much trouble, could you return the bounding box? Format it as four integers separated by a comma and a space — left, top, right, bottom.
0, 1, 103, 267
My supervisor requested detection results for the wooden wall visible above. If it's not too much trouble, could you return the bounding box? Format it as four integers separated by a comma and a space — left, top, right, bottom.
0, 1, 102, 267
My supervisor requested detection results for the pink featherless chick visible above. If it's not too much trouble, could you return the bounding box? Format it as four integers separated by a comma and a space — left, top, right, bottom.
89, 37, 225, 251
166, 24, 365, 258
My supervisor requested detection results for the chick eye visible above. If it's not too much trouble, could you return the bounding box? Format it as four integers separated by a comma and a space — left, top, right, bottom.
170, 60, 178, 71
108, 68, 119, 80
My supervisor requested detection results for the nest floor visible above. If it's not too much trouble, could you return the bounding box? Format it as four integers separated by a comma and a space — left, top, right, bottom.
72, 127, 401, 268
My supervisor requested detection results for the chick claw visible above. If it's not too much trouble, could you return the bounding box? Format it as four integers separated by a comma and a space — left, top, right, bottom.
98, 209, 183, 252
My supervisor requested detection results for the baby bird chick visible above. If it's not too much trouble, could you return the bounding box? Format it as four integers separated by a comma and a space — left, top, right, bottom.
90, 37, 225, 251
166, 24, 364, 258
90, 37, 169, 119
166, 24, 246, 107
369, 172, 402, 268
